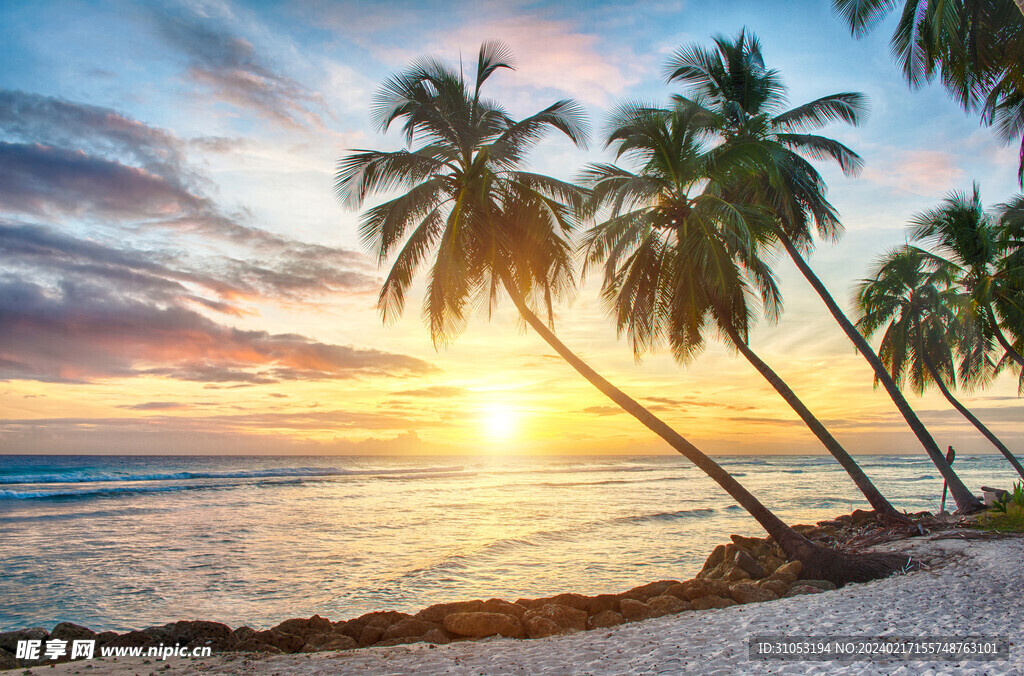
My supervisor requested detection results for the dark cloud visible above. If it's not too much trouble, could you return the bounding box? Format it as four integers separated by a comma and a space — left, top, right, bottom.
153, 10, 327, 131
392, 386, 468, 398
120, 401, 190, 410
0, 276, 434, 383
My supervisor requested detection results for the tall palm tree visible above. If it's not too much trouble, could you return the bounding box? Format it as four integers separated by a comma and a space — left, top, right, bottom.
665, 30, 984, 512
910, 185, 1024, 372
831, 0, 1024, 184
856, 246, 1024, 479
581, 100, 907, 522
336, 43, 907, 584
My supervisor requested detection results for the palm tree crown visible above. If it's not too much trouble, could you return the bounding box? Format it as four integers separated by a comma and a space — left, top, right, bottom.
335, 41, 588, 345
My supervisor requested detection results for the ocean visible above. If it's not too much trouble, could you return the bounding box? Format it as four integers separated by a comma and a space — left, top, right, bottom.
0, 453, 1018, 632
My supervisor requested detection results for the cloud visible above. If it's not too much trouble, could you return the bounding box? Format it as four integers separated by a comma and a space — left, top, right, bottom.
153, 9, 327, 131
392, 386, 468, 398
120, 401, 190, 410
862, 149, 964, 197
582, 405, 623, 416
0, 275, 434, 383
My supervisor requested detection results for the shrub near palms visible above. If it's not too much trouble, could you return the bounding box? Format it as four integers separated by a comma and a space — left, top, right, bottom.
581, 100, 906, 523
667, 30, 983, 512
336, 43, 907, 585
855, 246, 1024, 479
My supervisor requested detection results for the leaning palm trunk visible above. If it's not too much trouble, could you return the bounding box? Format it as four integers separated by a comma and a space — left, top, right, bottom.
922, 354, 1024, 480
507, 285, 910, 585
987, 307, 1024, 370
722, 324, 909, 522
776, 230, 984, 512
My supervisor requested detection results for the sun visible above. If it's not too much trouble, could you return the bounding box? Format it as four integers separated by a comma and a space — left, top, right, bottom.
481, 404, 517, 441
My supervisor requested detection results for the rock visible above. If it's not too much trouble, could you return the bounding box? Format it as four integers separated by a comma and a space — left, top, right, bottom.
523, 616, 562, 639
795, 579, 836, 592
49, 622, 96, 643
619, 599, 656, 621
164, 620, 238, 650
586, 594, 620, 615
702, 563, 727, 579
537, 593, 590, 611
733, 551, 765, 578
729, 583, 778, 604
526, 604, 588, 633
95, 631, 118, 646
337, 611, 412, 643
272, 615, 333, 641
786, 585, 825, 597
834, 514, 853, 526
760, 555, 786, 573
382, 618, 439, 642
767, 560, 802, 584
757, 579, 792, 597
253, 628, 305, 654
0, 649, 19, 670
690, 595, 737, 610
648, 594, 691, 615
443, 612, 524, 639
0, 627, 48, 654
415, 600, 483, 624
670, 578, 731, 601
791, 523, 818, 535
619, 580, 679, 602
300, 633, 358, 652
587, 610, 625, 629
234, 638, 282, 654
851, 509, 876, 526
233, 626, 256, 642
420, 629, 450, 644
697, 545, 727, 577
723, 565, 751, 582
816, 525, 838, 537
104, 627, 169, 648
357, 624, 386, 647
730, 534, 765, 551
480, 598, 527, 619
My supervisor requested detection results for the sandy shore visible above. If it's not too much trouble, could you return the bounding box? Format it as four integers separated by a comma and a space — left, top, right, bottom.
35, 530, 1022, 675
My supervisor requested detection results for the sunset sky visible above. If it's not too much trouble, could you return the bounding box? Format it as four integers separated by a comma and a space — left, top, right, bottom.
1, 0, 1021, 456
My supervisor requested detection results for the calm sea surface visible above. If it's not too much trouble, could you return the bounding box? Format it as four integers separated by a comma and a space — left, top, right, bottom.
0, 453, 1019, 632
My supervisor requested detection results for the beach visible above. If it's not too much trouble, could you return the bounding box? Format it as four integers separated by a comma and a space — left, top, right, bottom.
21, 529, 1022, 675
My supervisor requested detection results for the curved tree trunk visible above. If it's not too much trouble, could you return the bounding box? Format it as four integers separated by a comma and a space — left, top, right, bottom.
1015, 0, 1024, 20
987, 306, 1024, 370
723, 324, 909, 523
506, 286, 910, 585
776, 229, 984, 513
922, 355, 1024, 480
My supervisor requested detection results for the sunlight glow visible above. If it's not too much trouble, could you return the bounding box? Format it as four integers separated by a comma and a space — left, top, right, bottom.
481, 404, 517, 442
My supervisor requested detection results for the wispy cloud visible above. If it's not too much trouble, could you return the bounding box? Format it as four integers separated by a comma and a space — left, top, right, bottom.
862, 149, 964, 197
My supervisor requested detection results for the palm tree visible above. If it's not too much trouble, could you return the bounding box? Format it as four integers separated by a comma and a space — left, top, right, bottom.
336, 43, 907, 584
831, 0, 1024, 184
580, 99, 907, 523
665, 30, 984, 512
856, 246, 1024, 479
910, 185, 1024, 372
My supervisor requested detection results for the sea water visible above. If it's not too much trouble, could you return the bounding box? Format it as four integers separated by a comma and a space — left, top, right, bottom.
0, 453, 1018, 631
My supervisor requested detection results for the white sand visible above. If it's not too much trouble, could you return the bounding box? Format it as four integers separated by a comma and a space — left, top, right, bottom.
42, 531, 1023, 675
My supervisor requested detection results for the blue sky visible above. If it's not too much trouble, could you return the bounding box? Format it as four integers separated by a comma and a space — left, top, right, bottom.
0, 0, 1020, 455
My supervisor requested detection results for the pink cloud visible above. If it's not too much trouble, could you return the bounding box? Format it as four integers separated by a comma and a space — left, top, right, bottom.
862, 149, 964, 196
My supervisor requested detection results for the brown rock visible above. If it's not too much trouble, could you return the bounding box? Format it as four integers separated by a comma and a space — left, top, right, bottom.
587, 610, 625, 629
648, 594, 691, 615
253, 629, 305, 653
421, 628, 450, 644
672, 578, 731, 601
733, 551, 765, 578
619, 580, 679, 602
382, 618, 439, 642
619, 598, 656, 621
95, 631, 118, 646
234, 638, 282, 654
481, 598, 527, 619
535, 593, 589, 612
0, 650, 19, 670
357, 625, 385, 647
415, 600, 484, 624
233, 626, 256, 642
49, 622, 96, 643
300, 633, 358, 652
690, 595, 738, 610
792, 524, 818, 536
729, 583, 779, 604
164, 620, 238, 650
730, 534, 765, 551
697, 545, 727, 577
851, 509, 876, 526
273, 615, 333, 641
760, 555, 786, 573
523, 616, 562, 639
337, 611, 412, 642
586, 594, 620, 615
723, 565, 751, 582
443, 612, 524, 639
767, 560, 802, 584
527, 604, 588, 633
0, 627, 48, 654
786, 585, 825, 598
757, 579, 792, 597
